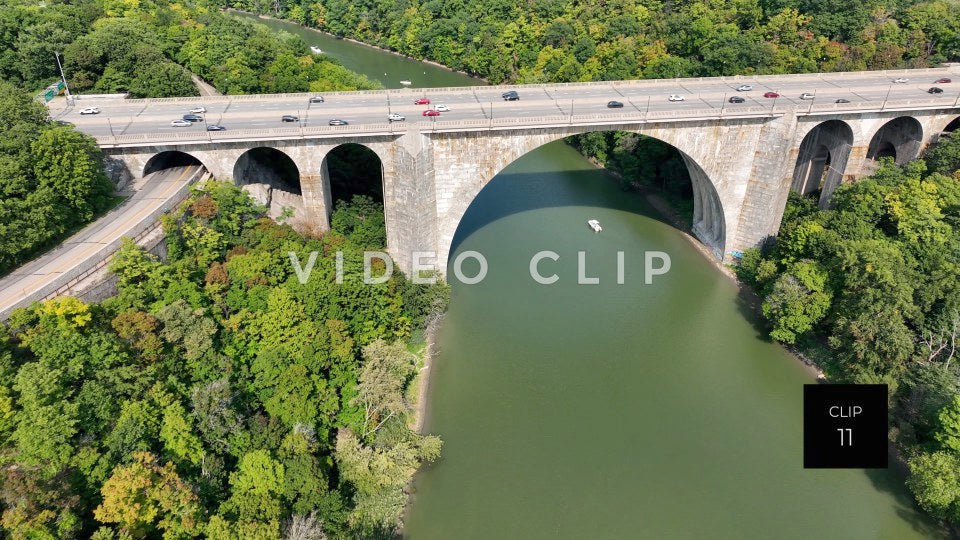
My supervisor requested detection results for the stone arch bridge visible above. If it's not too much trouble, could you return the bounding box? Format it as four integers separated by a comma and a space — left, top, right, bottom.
81, 68, 960, 274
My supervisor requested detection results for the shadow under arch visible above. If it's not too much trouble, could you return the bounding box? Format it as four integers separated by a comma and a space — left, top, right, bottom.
143, 150, 208, 177
944, 116, 960, 133
447, 130, 727, 266
867, 116, 924, 165
321, 143, 385, 208
791, 120, 854, 206
233, 147, 301, 194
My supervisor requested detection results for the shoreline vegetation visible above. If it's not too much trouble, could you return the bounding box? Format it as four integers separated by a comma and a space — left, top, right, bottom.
228, 9, 489, 85
0, 185, 446, 538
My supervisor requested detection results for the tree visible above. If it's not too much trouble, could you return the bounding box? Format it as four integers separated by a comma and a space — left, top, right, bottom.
925, 134, 960, 176
761, 261, 832, 344
353, 340, 416, 439
95, 452, 202, 538
220, 450, 285, 534
335, 429, 441, 533
129, 62, 198, 98
935, 394, 960, 453
907, 451, 960, 521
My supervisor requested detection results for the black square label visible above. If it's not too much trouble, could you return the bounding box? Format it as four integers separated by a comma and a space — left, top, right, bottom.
804, 384, 888, 468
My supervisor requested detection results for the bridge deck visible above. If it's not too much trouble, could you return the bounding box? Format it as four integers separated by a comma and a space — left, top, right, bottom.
51, 67, 960, 147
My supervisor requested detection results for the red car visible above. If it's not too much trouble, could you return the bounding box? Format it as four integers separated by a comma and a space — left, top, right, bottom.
414, 98, 430, 105
935, 78, 952, 83
422, 109, 440, 116
763, 91, 780, 98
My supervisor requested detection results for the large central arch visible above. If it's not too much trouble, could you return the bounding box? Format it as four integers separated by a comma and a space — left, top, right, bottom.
438, 127, 727, 273
791, 120, 854, 206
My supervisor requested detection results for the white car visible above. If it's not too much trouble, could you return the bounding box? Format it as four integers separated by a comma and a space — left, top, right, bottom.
799, 93, 815, 100
435, 104, 450, 112
668, 94, 685, 102
736, 84, 753, 91
170, 119, 192, 127
893, 77, 909, 83
388, 113, 405, 122
79, 107, 100, 115
189, 106, 206, 113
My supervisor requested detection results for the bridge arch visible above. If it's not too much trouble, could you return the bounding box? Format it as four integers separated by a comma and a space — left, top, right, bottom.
791, 120, 854, 206
321, 143, 385, 212
233, 147, 301, 194
944, 116, 960, 133
438, 128, 727, 272
143, 151, 209, 177
866, 116, 923, 165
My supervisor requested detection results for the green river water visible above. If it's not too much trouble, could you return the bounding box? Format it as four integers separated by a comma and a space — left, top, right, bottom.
236, 12, 943, 539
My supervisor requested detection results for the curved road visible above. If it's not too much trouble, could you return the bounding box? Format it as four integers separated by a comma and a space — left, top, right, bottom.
0, 165, 206, 318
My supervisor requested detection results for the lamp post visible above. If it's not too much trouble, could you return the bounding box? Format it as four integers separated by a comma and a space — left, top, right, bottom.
54, 51, 73, 105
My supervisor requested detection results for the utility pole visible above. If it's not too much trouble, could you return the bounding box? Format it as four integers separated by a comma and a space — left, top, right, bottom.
881, 85, 892, 111
54, 51, 73, 106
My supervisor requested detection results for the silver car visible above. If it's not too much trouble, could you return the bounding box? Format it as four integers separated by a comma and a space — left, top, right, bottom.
736, 84, 753, 91
170, 119, 192, 127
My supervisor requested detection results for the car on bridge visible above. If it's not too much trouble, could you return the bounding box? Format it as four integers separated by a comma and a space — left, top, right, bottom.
893, 77, 909, 83
935, 78, 952, 84
835, 98, 850, 103
182, 114, 203, 122
799, 93, 815, 100
728, 96, 745, 103
328, 119, 349, 125
607, 100, 624, 108
928, 87, 944, 94
189, 106, 206, 113
414, 98, 430, 105
422, 109, 441, 116
170, 119, 192, 127
388, 113, 405, 122
281, 115, 299, 122
309, 96, 325, 103
668, 94, 684, 102
502, 90, 519, 101
736, 84, 753, 91
79, 107, 100, 115
206, 124, 226, 131
763, 91, 780, 98
435, 104, 450, 112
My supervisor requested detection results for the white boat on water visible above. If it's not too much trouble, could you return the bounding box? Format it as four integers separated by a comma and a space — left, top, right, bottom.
310, 46, 323, 54
587, 219, 602, 232
399, 80, 412, 86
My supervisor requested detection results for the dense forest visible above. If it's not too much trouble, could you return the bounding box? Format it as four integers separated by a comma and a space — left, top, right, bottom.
225, 0, 960, 83
0, 0, 380, 96
0, 183, 446, 538
736, 134, 960, 524
0, 83, 115, 275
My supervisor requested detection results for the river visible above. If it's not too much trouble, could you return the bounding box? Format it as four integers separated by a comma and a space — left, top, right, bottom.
235, 12, 942, 539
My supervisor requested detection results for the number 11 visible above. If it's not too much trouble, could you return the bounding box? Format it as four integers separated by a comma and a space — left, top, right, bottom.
838, 428, 852, 446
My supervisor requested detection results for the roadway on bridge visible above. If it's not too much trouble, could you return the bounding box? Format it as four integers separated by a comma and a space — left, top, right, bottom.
0, 165, 206, 318
53, 68, 960, 138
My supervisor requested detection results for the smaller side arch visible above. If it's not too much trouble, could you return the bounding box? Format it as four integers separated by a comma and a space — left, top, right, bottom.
143, 150, 207, 177
233, 147, 301, 194
866, 116, 924, 165
791, 120, 854, 206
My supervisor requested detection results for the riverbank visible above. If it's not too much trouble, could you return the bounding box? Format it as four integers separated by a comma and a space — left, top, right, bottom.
411, 312, 444, 433
225, 9, 488, 85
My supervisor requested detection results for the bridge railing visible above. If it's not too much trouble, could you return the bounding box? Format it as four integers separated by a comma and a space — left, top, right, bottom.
93, 94, 960, 146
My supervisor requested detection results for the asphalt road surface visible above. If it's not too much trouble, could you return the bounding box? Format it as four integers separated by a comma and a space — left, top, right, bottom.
0, 165, 206, 318
53, 68, 960, 139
